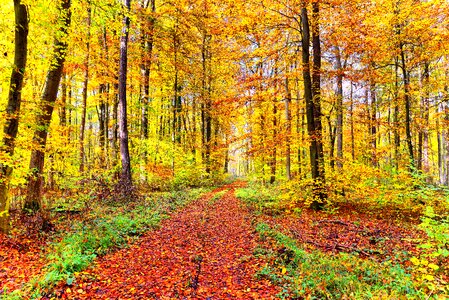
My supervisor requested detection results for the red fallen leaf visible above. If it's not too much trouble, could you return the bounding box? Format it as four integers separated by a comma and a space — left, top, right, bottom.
72, 182, 279, 299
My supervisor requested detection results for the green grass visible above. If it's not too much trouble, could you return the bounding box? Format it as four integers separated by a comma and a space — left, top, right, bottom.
235, 185, 282, 215
254, 223, 427, 299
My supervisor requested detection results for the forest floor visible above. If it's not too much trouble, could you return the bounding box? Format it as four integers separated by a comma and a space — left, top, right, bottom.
0, 181, 442, 299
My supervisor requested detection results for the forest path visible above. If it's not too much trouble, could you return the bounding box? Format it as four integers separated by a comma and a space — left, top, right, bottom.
69, 182, 278, 299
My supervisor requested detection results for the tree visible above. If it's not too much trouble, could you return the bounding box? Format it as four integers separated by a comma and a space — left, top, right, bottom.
79, 0, 92, 173
24, 0, 72, 211
118, 0, 132, 185
301, 3, 326, 209
0, 0, 29, 233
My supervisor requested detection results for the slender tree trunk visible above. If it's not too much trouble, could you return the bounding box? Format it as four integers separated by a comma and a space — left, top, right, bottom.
79, 1, 91, 173
422, 63, 430, 176
0, 0, 29, 233
140, 0, 155, 139
270, 100, 277, 184
25, 0, 71, 212
335, 48, 343, 169
350, 82, 355, 160
173, 31, 182, 147
97, 83, 107, 168
112, 83, 119, 171
370, 81, 377, 167
118, 0, 132, 185
285, 71, 292, 180
443, 84, 449, 185
400, 43, 415, 171
201, 31, 212, 174
59, 73, 67, 126
393, 59, 400, 169
328, 116, 336, 170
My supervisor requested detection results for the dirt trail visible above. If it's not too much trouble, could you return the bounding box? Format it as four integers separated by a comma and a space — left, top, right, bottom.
67, 183, 278, 299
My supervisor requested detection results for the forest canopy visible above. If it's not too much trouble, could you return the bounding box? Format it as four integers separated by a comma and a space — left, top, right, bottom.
1, 0, 449, 298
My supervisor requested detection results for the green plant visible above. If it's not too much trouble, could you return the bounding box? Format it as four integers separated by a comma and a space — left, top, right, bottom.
236, 184, 282, 215
409, 206, 449, 294
254, 223, 426, 299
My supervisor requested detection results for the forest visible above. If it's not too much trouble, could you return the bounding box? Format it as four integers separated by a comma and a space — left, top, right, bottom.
0, 0, 448, 298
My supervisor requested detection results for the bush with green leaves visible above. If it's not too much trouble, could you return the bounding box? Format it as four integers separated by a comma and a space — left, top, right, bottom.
408, 206, 449, 294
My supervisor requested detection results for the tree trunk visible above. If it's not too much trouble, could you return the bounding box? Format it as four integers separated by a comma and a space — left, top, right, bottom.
400, 43, 415, 171
285, 71, 292, 180
25, 0, 71, 212
118, 0, 132, 185
201, 31, 212, 174
270, 100, 277, 184
79, 1, 91, 173
370, 81, 377, 167
301, 4, 326, 210
422, 63, 430, 176
59, 73, 67, 126
0, 0, 29, 233
393, 59, 401, 169
140, 0, 155, 139
335, 48, 343, 169
349, 82, 355, 160
173, 31, 182, 147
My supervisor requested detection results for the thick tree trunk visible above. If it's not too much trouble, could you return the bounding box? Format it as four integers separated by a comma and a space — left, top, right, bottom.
301, 5, 326, 210
0, 0, 29, 233
25, 0, 71, 212
118, 0, 132, 185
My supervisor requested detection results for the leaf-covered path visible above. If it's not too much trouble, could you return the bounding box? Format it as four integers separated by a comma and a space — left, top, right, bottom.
65, 183, 278, 299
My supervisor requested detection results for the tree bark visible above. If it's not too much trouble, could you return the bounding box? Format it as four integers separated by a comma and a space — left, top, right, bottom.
25, 0, 71, 212
59, 73, 67, 126
118, 0, 132, 185
370, 81, 377, 167
79, 1, 91, 173
285, 71, 292, 180
335, 48, 343, 169
0, 0, 29, 233
301, 4, 326, 210
422, 63, 430, 175
140, 0, 155, 139
400, 42, 415, 171
270, 100, 277, 184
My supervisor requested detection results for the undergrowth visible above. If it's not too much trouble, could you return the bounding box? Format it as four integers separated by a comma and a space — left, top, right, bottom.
254, 223, 431, 299
235, 184, 283, 215
1, 187, 211, 299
